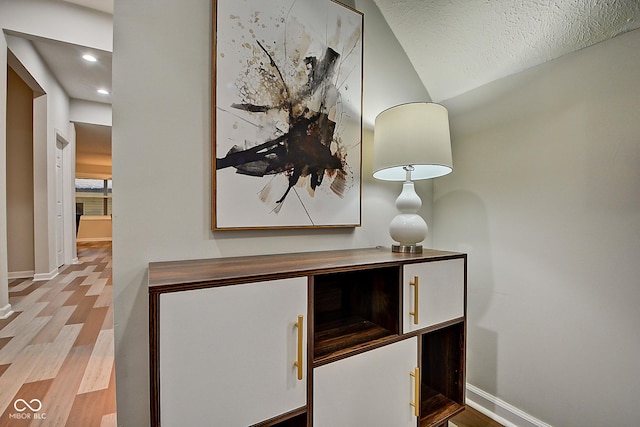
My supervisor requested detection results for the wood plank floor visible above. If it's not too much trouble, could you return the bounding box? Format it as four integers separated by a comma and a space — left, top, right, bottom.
450, 406, 505, 427
0, 242, 116, 427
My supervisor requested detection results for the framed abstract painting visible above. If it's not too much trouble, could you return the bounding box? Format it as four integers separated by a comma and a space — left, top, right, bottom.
212, 0, 363, 230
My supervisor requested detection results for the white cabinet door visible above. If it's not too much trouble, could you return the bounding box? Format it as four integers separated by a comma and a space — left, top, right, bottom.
159, 277, 307, 426
403, 258, 465, 332
313, 337, 418, 427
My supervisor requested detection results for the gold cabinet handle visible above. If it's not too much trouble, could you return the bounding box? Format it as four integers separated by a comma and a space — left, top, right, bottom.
294, 315, 303, 380
409, 367, 420, 417
409, 276, 419, 325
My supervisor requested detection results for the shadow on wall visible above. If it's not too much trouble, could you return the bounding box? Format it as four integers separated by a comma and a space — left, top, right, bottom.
433, 189, 498, 394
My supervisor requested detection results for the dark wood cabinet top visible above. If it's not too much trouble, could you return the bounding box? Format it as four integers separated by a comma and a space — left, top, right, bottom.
148, 247, 465, 293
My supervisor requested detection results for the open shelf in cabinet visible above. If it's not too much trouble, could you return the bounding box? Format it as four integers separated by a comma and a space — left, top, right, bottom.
271, 413, 306, 426
419, 322, 465, 427
313, 266, 400, 362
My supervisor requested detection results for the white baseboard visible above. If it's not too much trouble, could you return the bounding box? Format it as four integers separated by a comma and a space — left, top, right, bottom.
0, 304, 14, 320
8, 270, 35, 279
33, 269, 59, 282
466, 383, 552, 427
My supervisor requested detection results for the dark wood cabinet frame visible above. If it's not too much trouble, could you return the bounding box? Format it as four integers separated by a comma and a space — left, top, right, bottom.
149, 248, 467, 426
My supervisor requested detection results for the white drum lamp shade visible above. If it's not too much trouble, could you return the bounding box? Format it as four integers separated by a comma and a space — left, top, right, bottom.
373, 102, 453, 253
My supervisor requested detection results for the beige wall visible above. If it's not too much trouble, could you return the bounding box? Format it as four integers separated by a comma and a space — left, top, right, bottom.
434, 29, 640, 426
6, 67, 35, 275
77, 216, 112, 242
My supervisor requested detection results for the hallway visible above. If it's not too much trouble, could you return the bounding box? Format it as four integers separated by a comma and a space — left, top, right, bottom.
0, 242, 116, 426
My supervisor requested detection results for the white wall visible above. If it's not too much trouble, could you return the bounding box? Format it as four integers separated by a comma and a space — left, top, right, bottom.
112, 0, 431, 424
434, 29, 640, 426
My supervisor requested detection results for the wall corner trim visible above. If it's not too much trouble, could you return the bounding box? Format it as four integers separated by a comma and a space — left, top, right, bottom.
33, 269, 59, 282
0, 304, 14, 320
466, 383, 553, 427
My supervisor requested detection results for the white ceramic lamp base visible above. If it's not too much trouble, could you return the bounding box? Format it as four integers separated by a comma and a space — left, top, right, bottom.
389, 181, 427, 253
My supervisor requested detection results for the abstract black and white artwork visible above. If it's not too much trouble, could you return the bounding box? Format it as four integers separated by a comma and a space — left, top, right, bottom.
213, 0, 363, 230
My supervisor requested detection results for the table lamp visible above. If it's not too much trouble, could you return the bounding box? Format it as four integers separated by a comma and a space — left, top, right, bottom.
373, 102, 453, 253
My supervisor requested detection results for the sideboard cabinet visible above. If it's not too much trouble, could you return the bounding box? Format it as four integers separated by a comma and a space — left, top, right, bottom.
149, 247, 466, 427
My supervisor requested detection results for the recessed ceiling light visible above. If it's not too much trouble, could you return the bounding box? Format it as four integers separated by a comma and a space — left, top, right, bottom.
82, 54, 97, 62
97, 89, 110, 95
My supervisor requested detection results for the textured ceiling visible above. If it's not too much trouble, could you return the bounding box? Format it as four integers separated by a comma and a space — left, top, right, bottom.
372, 0, 640, 102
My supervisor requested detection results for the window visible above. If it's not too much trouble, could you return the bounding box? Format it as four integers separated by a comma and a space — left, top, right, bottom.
75, 178, 112, 215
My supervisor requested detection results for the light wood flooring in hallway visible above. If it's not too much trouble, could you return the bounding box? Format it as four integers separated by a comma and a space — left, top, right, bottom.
0, 242, 116, 427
